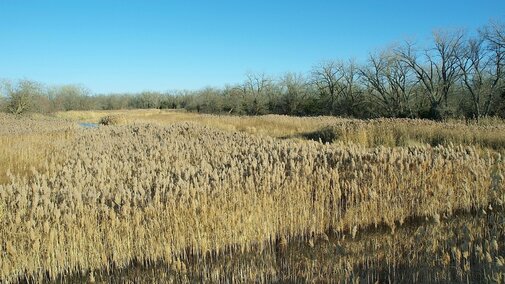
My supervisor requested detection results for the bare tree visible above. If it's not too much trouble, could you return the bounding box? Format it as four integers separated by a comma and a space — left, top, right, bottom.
396, 30, 465, 118
244, 72, 273, 95
482, 20, 505, 113
279, 72, 310, 115
457, 30, 504, 119
221, 84, 246, 114
311, 60, 346, 115
339, 59, 365, 115
242, 72, 274, 115
0, 80, 9, 111
361, 50, 417, 117
50, 85, 92, 111
482, 20, 505, 49
4, 80, 43, 114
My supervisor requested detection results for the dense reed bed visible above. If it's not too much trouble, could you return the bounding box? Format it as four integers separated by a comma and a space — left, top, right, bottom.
304, 118, 505, 150
0, 113, 76, 136
0, 120, 503, 282
61, 211, 505, 283
0, 113, 75, 184
57, 109, 505, 149
56, 109, 349, 137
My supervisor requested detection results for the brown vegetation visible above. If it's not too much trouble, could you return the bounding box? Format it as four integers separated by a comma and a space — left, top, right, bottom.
303, 118, 505, 150
0, 113, 75, 184
61, 211, 505, 283
56, 109, 505, 148
0, 113, 504, 282
98, 114, 127, 126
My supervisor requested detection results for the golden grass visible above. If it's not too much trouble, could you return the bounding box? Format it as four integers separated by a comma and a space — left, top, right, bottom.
98, 114, 128, 126
303, 118, 505, 152
56, 109, 505, 150
0, 121, 503, 282
68, 211, 505, 283
0, 113, 75, 184
1, 110, 504, 282
56, 109, 341, 138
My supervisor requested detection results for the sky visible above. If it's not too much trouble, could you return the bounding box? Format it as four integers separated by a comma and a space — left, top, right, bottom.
0, 1, 504, 94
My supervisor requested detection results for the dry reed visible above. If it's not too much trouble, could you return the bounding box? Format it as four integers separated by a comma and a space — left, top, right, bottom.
0, 113, 75, 184
0, 120, 503, 282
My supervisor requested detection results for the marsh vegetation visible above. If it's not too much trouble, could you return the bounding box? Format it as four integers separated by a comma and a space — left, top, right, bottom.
0, 110, 504, 283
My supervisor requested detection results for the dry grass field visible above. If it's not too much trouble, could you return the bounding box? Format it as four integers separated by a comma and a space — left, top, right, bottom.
57, 109, 505, 150
0, 110, 504, 283
0, 113, 76, 184
56, 109, 340, 138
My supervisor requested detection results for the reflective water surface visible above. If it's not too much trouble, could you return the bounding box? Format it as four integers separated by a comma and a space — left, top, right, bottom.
78, 123, 99, 128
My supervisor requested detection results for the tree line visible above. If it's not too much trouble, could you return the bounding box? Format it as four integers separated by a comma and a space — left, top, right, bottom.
1, 20, 504, 120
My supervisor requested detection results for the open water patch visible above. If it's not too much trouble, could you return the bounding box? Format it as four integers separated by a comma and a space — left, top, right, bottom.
78, 123, 99, 128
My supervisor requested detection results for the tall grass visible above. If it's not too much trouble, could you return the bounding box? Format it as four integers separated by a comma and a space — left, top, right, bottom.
63, 211, 505, 283
0, 113, 75, 184
0, 121, 503, 282
304, 118, 505, 150
56, 110, 505, 150
55, 109, 343, 137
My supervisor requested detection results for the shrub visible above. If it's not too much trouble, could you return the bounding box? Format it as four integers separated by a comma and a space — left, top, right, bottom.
99, 114, 127, 126
302, 126, 340, 143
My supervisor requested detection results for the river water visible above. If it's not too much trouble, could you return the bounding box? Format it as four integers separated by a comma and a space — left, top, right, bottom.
78, 123, 99, 128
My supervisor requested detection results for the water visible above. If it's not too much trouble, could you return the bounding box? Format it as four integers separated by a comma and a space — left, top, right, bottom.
78, 122, 99, 128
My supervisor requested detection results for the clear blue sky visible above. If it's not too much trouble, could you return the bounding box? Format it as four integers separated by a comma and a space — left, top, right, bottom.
0, 0, 504, 94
